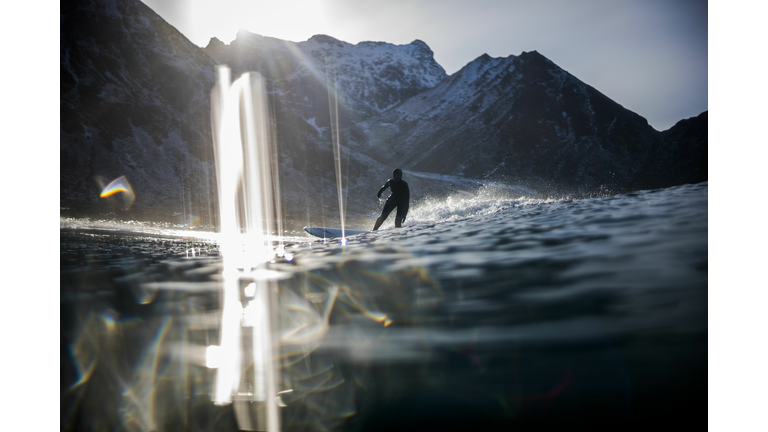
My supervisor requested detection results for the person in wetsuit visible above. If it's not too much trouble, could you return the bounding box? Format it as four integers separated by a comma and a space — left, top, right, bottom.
373, 168, 410, 230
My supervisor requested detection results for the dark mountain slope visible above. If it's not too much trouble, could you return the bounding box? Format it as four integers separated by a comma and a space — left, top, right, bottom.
352, 51, 705, 194
61, 0, 218, 220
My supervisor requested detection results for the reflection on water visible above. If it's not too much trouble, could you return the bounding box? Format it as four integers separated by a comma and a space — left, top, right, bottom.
61, 182, 707, 431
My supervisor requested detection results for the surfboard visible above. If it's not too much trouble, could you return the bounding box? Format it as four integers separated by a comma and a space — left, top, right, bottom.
304, 227, 369, 238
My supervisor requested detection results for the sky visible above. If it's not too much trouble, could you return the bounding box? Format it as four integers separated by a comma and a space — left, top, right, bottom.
141, 0, 707, 131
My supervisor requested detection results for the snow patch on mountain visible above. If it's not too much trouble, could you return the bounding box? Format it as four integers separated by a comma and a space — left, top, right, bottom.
305, 116, 324, 135
205, 30, 447, 120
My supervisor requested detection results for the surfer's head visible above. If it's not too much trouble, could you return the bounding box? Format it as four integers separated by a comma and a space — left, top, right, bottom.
393, 168, 403, 180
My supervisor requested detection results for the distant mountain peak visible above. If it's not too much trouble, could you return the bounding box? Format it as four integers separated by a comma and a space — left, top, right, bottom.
205, 37, 226, 49
448, 52, 508, 83
517, 50, 551, 65
308, 34, 345, 46
201, 33, 447, 119
236, 28, 262, 39
409, 39, 432, 53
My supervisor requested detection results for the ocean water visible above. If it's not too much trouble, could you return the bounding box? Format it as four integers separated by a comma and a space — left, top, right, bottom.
60, 181, 707, 431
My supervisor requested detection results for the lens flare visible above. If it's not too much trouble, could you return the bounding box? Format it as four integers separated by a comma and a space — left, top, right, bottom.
99, 176, 136, 209
210, 66, 284, 431
326, 59, 348, 239
184, 214, 201, 229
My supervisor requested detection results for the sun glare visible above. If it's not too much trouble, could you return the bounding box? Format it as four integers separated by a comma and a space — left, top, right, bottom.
206, 345, 221, 369
181, 0, 330, 46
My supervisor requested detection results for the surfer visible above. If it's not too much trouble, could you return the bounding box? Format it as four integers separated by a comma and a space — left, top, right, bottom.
373, 168, 410, 230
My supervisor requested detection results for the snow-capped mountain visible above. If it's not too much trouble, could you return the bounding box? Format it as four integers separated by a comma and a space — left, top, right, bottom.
201, 31, 453, 226
60, 0, 706, 227
203, 31, 446, 122
352, 51, 706, 193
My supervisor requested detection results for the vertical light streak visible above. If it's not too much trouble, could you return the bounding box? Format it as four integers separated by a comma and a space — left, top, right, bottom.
210, 66, 283, 431
242, 73, 280, 263
252, 293, 266, 402
254, 280, 280, 432
212, 271, 242, 405
269, 96, 284, 251
206, 346, 221, 369
251, 74, 277, 255
240, 75, 263, 266
211, 66, 241, 258
211, 65, 244, 406
326, 59, 346, 241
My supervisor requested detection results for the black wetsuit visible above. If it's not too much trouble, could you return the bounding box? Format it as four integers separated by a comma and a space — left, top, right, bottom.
374, 178, 410, 229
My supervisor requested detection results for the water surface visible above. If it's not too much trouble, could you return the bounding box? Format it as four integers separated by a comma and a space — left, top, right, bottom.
61, 182, 707, 431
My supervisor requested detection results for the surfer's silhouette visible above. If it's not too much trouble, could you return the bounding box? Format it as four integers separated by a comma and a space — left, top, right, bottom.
373, 168, 410, 230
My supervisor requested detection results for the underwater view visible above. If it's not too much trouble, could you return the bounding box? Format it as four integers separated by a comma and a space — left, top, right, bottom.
61, 181, 707, 431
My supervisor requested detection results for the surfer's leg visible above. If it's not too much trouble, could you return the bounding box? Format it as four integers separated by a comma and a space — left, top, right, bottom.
373, 200, 396, 230
394, 204, 407, 227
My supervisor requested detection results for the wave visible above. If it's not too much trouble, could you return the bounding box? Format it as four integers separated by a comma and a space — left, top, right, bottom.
406, 182, 562, 225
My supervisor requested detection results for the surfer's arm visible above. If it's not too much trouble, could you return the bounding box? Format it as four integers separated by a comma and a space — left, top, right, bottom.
377, 180, 390, 198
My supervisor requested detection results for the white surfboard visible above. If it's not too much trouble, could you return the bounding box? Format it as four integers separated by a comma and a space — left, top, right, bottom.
304, 227, 369, 238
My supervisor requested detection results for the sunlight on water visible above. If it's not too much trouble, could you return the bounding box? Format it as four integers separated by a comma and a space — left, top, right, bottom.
62, 182, 707, 431
407, 183, 561, 225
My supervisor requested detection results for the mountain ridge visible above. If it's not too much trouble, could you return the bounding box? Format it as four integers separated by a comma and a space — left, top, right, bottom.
350, 48, 703, 193
203, 29, 448, 120
60, 0, 706, 226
